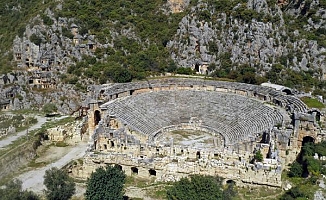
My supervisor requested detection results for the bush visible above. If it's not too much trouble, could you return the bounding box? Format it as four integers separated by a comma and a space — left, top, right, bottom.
42, 103, 58, 115
41, 14, 53, 26
112, 68, 132, 83
254, 150, 263, 162
176, 67, 194, 75
62, 27, 73, 38
280, 184, 315, 200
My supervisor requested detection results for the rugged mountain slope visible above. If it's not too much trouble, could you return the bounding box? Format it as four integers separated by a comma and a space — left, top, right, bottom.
170, 0, 326, 76
1, 0, 326, 111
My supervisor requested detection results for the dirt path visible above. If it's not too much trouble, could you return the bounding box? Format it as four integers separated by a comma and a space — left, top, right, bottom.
18, 140, 89, 194
0, 115, 67, 149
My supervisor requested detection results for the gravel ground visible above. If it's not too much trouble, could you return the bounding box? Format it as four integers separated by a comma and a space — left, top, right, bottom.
18, 140, 89, 194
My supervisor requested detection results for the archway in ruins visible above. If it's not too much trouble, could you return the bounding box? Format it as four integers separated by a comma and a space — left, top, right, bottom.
131, 167, 138, 175
115, 164, 123, 171
302, 136, 315, 146
226, 180, 236, 185
94, 110, 101, 126
282, 88, 293, 95
300, 136, 315, 177
149, 169, 156, 176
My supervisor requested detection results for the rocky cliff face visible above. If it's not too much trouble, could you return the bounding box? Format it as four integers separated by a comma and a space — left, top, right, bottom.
0, 72, 86, 114
7, 8, 97, 113
168, 0, 326, 75
4, 0, 326, 112
11, 0, 326, 77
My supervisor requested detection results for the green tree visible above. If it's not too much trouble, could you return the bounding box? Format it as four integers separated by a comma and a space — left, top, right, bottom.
111, 67, 132, 83
280, 184, 314, 200
305, 157, 321, 176
314, 141, 326, 156
254, 150, 263, 162
288, 161, 303, 177
29, 34, 42, 46
302, 142, 315, 157
62, 27, 74, 38
105, 65, 133, 83
166, 175, 223, 200
223, 182, 237, 200
43, 167, 76, 200
85, 165, 126, 200
42, 103, 58, 115
41, 14, 53, 26
0, 179, 39, 200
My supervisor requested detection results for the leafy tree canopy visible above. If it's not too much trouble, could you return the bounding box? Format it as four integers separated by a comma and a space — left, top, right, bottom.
0, 179, 39, 200
166, 175, 224, 200
288, 161, 303, 178
254, 150, 263, 162
29, 34, 42, 46
43, 167, 76, 200
85, 165, 126, 200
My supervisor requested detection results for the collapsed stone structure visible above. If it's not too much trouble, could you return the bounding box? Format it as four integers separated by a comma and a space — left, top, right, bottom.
72, 78, 324, 187
47, 118, 88, 143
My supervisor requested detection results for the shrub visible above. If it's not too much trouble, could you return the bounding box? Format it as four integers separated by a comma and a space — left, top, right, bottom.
42, 103, 58, 115
41, 14, 53, 26
288, 161, 303, 177
176, 67, 194, 75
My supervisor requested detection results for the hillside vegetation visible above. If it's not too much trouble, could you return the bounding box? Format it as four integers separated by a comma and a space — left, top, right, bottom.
2, 0, 326, 96
0, 0, 57, 74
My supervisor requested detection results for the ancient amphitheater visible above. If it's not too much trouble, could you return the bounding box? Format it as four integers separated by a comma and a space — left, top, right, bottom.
72, 78, 324, 187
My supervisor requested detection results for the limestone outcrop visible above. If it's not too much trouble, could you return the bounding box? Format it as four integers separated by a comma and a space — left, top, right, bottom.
167, 1, 326, 75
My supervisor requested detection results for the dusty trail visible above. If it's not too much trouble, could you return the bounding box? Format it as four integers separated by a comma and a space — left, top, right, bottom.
19, 140, 88, 193
0, 115, 68, 149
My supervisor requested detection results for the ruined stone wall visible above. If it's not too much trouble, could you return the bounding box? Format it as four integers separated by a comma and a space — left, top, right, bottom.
83, 78, 322, 187
74, 147, 282, 187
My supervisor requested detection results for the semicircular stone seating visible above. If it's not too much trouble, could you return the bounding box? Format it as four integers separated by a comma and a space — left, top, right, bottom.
101, 78, 307, 113
102, 90, 284, 146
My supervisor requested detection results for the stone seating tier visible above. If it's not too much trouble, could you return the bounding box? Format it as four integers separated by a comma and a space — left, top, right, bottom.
100, 78, 307, 113
102, 90, 284, 146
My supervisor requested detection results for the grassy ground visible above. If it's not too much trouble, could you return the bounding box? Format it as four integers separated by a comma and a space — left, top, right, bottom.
124, 176, 287, 200
124, 176, 171, 200
234, 186, 283, 200
300, 96, 325, 109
